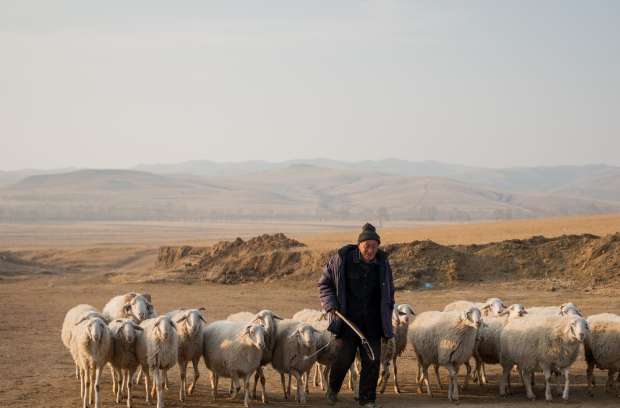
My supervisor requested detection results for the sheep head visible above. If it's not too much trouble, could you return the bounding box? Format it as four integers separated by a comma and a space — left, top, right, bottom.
243, 323, 266, 350
153, 316, 176, 341
395, 304, 416, 326
176, 309, 207, 335
560, 303, 583, 317
564, 315, 589, 343
460, 307, 482, 329
113, 318, 143, 343
481, 298, 507, 317
500, 304, 528, 318
289, 324, 318, 352
122, 294, 153, 322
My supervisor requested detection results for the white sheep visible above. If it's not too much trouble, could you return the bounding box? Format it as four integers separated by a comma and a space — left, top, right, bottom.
166, 308, 207, 401
527, 302, 583, 317
409, 307, 482, 401
289, 309, 334, 391
102, 292, 157, 323
472, 304, 527, 385
271, 319, 323, 403
61, 304, 106, 382
226, 309, 283, 403
444, 298, 506, 317
585, 313, 620, 396
499, 313, 589, 401
378, 303, 416, 394
108, 318, 143, 408
70, 311, 112, 408
203, 320, 266, 408
136, 315, 179, 408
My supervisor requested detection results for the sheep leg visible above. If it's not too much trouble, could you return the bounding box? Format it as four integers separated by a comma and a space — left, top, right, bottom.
94, 366, 102, 408
447, 364, 459, 401
242, 373, 251, 408
393, 357, 401, 394
304, 369, 311, 395
320, 365, 329, 391
230, 374, 241, 400
286, 372, 292, 397
481, 362, 488, 385
134, 366, 143, 385
499, 364, 511, 397
293, 370, 305, 403
82, 367, 90, 408
179, 360, 187, 401
312, 363, 319, 387
605, 370, 615, 392
462, 361, 470, 390
79, 367, 86, 400
542, 365, 553, 401
280, 372, 288, 400
152, 368, 163, 408
561, 367, 570, 400
143, 368, 151, 404
89, 367, 95, 407
210, 372, 219, 400
114, 367, 122, 403
423, 365, 433, 397
188, 358, 200, 395
126, 369, 134, 408
111, 365, 117, 397
434, 364, 443, 390
76, 362, 80, 381
163, 369, 169, 390
258, 367, 268, 403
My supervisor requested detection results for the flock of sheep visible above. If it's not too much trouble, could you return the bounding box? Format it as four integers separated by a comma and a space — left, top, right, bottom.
61, 292, 620, 408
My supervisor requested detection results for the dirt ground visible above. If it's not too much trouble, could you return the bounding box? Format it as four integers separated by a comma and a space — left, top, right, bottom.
2, 277, 620, 408
2, 215, 620, 407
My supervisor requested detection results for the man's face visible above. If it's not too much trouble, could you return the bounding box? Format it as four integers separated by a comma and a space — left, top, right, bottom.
359, 240, 379, 262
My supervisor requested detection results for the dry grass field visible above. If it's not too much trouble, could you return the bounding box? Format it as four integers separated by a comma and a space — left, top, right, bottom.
2, 213, 620, 407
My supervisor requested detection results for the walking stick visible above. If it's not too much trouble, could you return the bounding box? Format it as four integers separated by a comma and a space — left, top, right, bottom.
334, 310, 375, 361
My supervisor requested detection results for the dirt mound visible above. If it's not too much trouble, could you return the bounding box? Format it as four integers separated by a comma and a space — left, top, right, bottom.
157, 232, 620, 288
158, 233, 310, 284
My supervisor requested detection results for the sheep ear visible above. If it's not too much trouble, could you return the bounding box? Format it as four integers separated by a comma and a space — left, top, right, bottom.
498, 309, 509, 316
199, 314, 207, 323
115, 326, 123, 335
318, 313, 327, 321
272, 314, 283, 320
176, 315, 188, 323
170, 321, 177, 329
133, 323, 144, 331
123, 304, 132, 313
113, 319, 124, 324
198, 307, 207, 312
75, 316, 89, 326
141, 293, 152, 303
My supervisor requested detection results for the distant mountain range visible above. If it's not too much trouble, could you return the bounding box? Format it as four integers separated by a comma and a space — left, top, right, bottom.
1, 160, 619, 222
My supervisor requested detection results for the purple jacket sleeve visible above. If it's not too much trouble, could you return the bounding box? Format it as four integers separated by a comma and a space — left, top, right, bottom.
318, 255, 339, 312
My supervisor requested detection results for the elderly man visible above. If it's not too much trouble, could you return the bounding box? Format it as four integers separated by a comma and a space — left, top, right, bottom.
318, 223, 395, 408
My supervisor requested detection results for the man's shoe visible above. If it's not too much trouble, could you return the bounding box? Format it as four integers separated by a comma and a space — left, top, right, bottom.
325, 389, 338, 405
359, 401, 382, 408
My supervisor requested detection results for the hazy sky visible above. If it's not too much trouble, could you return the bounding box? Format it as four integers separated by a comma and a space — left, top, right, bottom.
1, 1, 619, 171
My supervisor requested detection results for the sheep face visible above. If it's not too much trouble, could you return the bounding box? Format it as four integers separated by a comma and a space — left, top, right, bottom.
502, 304, 527, 318
176, 309, 206, 336
566, 316, 589, 343
244, 324, 266, 350
87, 318, 107, 343
124, 295, 151, 322
115, 319, 142, 343
253, 310, 281, 335
483, 298, 507, 317
461, 307, 482, 329
289, 324, 317, 351
560, 303, 583, 317
396, 304, 416, 325
154, 316, 177, 341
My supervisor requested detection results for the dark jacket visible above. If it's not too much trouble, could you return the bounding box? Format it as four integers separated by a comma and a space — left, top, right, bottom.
318, 244, 395, 338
